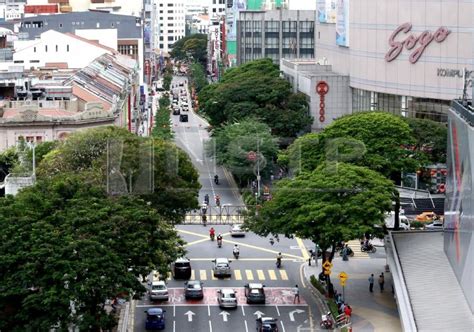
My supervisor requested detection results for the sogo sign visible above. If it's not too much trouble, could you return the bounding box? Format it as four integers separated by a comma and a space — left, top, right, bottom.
385, 22, 451, 64
316, 81, 329, 123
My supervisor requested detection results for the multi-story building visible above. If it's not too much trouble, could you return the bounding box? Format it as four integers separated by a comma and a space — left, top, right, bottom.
25, 0, 142, 16
188, 14, 209, 35
0, 0, 26, 21
236, 9, 316, 65
209, 0, 226, 19
154, 0, 185, 54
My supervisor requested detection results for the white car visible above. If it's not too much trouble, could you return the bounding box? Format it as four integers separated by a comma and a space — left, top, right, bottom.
426, 221, 443, 230
217, 288, 237, 308
149, 280, 169, 301
212, 258, 232, 278
230, 224, 246, 237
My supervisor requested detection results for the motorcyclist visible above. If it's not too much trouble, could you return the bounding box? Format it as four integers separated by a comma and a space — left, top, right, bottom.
209, 227, 215, 240
214, 174, 219, 185
215, 195, 221, 206
233, 244, 240, 258
216, 233, 223, 246
204, 194, 210, 205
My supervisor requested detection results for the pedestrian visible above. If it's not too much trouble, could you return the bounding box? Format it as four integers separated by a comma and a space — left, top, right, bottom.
293, 284, 300, 304
339, 302, 346, 314
379, 272, 385, 292
344, 305, 352, 323
342, 244, 349, 261
368, 274, 374, 293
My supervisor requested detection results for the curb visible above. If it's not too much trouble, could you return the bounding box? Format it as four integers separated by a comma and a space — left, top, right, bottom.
304, 265, 330, 316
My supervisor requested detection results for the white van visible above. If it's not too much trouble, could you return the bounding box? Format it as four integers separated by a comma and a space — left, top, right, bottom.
385, 212, 410, 230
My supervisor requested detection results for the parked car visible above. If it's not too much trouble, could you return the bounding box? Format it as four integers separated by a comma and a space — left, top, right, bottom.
212, 258, 232, 278
144, 308, 166, 330
245, 283, 266, 304
230, 224, 246, 237
171, 257, 191, 279
149, 281, 169, 301
184, 280, 204, 300
179, 114, 188, 122
256, 317, 278, 332
217, 288, 237, 308
415, 211, 439, 222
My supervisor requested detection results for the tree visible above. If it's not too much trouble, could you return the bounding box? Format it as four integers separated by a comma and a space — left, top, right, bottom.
245, 162, 394, 275
189, 62, 208, 93
170, 34, 207, 66
152, 97, 173, 140
0, 174, 184, 331
403, 117, 447, 164
37, 127, 200, 223
198, 58, 312, 139
206, 119, 278, 185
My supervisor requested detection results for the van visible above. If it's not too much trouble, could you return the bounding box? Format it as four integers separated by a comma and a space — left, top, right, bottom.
171, 257, 191, 279
179, 114, 188, 122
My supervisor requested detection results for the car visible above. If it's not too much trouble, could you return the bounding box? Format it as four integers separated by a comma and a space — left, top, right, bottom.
184, 280, 204, 300
172, 108, 180, 115
179, 114, 188, 122
230, 224, 246, 237
245, 283, 266, 304
144, 308, 166, 330
179, 82, 184, 87
415, 211, 438, 222
171, 257, 191, 279
217, 288, 238, 308
426, 221, 444, 230
212, 258, 232, 278
149, 280, 169, 301
256, 317, 278, 332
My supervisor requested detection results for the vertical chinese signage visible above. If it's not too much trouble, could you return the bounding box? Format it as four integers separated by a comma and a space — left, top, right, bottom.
336, 0, 349, 47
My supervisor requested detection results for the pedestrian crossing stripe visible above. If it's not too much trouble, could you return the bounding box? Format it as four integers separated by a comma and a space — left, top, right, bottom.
155, 269, 290, 282
347, 240, 370, 259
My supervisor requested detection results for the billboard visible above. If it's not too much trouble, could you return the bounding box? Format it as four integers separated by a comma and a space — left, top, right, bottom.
336, 0, 349, 47
227, 0, 246, 42
317, 0, 336, 24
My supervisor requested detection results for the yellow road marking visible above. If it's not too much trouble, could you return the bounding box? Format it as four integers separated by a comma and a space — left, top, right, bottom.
268, 270, 277, 280
296, 237, 310, 260
234, 270, 242, 280
211, 271, 217, 280
257, 270, 265, 280
185, 238, 210, 247
245, 270, 254, 280
200, 270, 207, 280
190, 270, 195, 280
279, 270, 289, 280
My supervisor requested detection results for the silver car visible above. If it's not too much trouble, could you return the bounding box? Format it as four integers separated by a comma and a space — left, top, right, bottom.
230, 224, 246, 237
212, 258, 232, 278
149, 281, 169, 301
217, 288, 237, 308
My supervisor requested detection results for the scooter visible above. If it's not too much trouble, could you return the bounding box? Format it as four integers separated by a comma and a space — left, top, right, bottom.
361, 243, 377, 253
233, 249, 240, 259
210, 233, 215, 241
217, 238, 222, 248
339, 247, 354, 257
320, 312, 335, 329
276, 257, 282, 268
214, 175, 219, 185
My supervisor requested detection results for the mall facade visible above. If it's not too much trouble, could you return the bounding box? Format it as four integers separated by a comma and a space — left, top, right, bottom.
281, 0, 473, 130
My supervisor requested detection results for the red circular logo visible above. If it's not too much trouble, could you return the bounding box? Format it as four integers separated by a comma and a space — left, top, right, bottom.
316, 81, 329, 95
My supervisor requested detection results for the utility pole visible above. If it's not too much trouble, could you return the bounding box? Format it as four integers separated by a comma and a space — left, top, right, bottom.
256, 134, 261, 198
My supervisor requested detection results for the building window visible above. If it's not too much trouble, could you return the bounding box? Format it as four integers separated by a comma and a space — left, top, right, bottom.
45, 45, 48, 52
55, 45, 58, 52
59, 23, 63, 28
159, 43, 163, 48
111, 23, 115, 28
67, 45, 69, 52
13, 60, 24, 64
33, 47, 36, 53
30, 60, 40, 63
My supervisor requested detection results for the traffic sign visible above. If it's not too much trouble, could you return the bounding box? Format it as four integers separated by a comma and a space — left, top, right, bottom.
339, 280, 346, 286
338, 271, 348, 282
324, 269, 331, 275
322, 261, 333, 270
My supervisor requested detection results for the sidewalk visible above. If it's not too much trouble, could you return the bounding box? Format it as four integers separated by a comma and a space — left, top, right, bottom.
304, 256, 402, 332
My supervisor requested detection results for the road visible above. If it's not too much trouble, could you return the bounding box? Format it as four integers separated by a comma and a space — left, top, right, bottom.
131, 76, 320, 331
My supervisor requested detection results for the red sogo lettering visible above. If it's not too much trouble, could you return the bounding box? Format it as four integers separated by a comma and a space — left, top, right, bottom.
385, 23, 450, 64
316, 81, 329, 123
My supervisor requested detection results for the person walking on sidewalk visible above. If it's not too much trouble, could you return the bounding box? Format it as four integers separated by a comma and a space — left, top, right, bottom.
378, 272, 385, 292
368, 274, 375, 293
293, 285, 300, 304
344, 305, 352, 323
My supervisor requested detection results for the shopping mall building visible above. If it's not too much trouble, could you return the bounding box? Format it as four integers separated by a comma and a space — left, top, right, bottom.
281, 0, 473, 131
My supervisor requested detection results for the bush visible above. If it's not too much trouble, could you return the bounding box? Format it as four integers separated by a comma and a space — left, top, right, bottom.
327, 299, 340, 317
310, 275, 326, 295
410, 221, 424, 229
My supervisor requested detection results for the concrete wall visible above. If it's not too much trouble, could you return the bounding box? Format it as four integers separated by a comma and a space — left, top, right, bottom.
5, 174, 35, 196
75, 29, 118, 50
315, 0, 474, 101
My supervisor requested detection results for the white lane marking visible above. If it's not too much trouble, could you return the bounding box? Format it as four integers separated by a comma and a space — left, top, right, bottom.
173, 304, 176, 317
173, 320, 176, 332
244, 320, 249, 332
208, 304, 210, 316
184, 310, 195, 322
280, 320, 286, 332
275, 305, 280, 316
289, 309, 305, 321
241, 305, 245, 316
209, 320, 213, 332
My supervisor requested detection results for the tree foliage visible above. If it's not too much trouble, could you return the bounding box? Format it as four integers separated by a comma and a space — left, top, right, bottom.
198, 58, 312, 139
403, 117, 447, 164
170, 34, 207, 66
37, 126, 200, 222
245, 162, 394, 261
0, 174, 184, 331
189, 62, 208, 93
207, 119, 278, 184
152, 97, 173, 140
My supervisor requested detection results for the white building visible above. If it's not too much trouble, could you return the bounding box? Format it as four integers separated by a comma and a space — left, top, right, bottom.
25, 0, 142, 16
13, 30, 115, 70
154, 0, 185, 54
209, 0, 225, 19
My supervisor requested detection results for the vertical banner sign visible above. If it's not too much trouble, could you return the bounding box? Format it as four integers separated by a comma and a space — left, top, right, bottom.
317, 0, 336, 23
336, 0, 350, 47
316, 81, 329, 123
317, 0, 327, 23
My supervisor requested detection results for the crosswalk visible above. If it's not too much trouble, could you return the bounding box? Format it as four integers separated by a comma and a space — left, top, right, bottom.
184, 215, 244, 224
347, 240, 369, 259
153, 268, 290, 282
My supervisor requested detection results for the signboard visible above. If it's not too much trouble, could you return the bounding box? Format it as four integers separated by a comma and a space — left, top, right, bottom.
227, 0, 246, 42
335, 0, 349, 47
317, 0, 336, 24
316, 81, 329, 123
338, 272, 348, 281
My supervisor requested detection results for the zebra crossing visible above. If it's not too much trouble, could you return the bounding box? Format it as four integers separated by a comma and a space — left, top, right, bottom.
346, 240, 369, 259
153, 268, 290, 282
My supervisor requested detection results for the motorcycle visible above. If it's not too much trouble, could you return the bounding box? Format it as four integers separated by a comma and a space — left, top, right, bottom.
361, 243, 376, 253
276, 257, 282, 268
210, 233, 215, 241
217, 238, 222, 248
215, 198, 221, 207
320, 312, 335, 329
339, 247, 354, 257
214, 175, 219, 185
233, 249, 240, 259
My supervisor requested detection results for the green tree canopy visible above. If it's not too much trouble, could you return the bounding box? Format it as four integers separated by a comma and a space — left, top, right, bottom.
283, 112, 418, 179
37, 126, 200, 222
170, 34, 207, 66
207, 119, 278, 184
403, 117, 447, 164
198, 58, 312, 139
0, 174, 184, 331
245, 162, 394, 261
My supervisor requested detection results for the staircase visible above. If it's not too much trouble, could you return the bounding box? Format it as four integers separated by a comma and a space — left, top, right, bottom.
401, 197, 445, 217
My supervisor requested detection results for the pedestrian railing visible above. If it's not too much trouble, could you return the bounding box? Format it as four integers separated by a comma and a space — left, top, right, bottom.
184, 205, 246, 224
